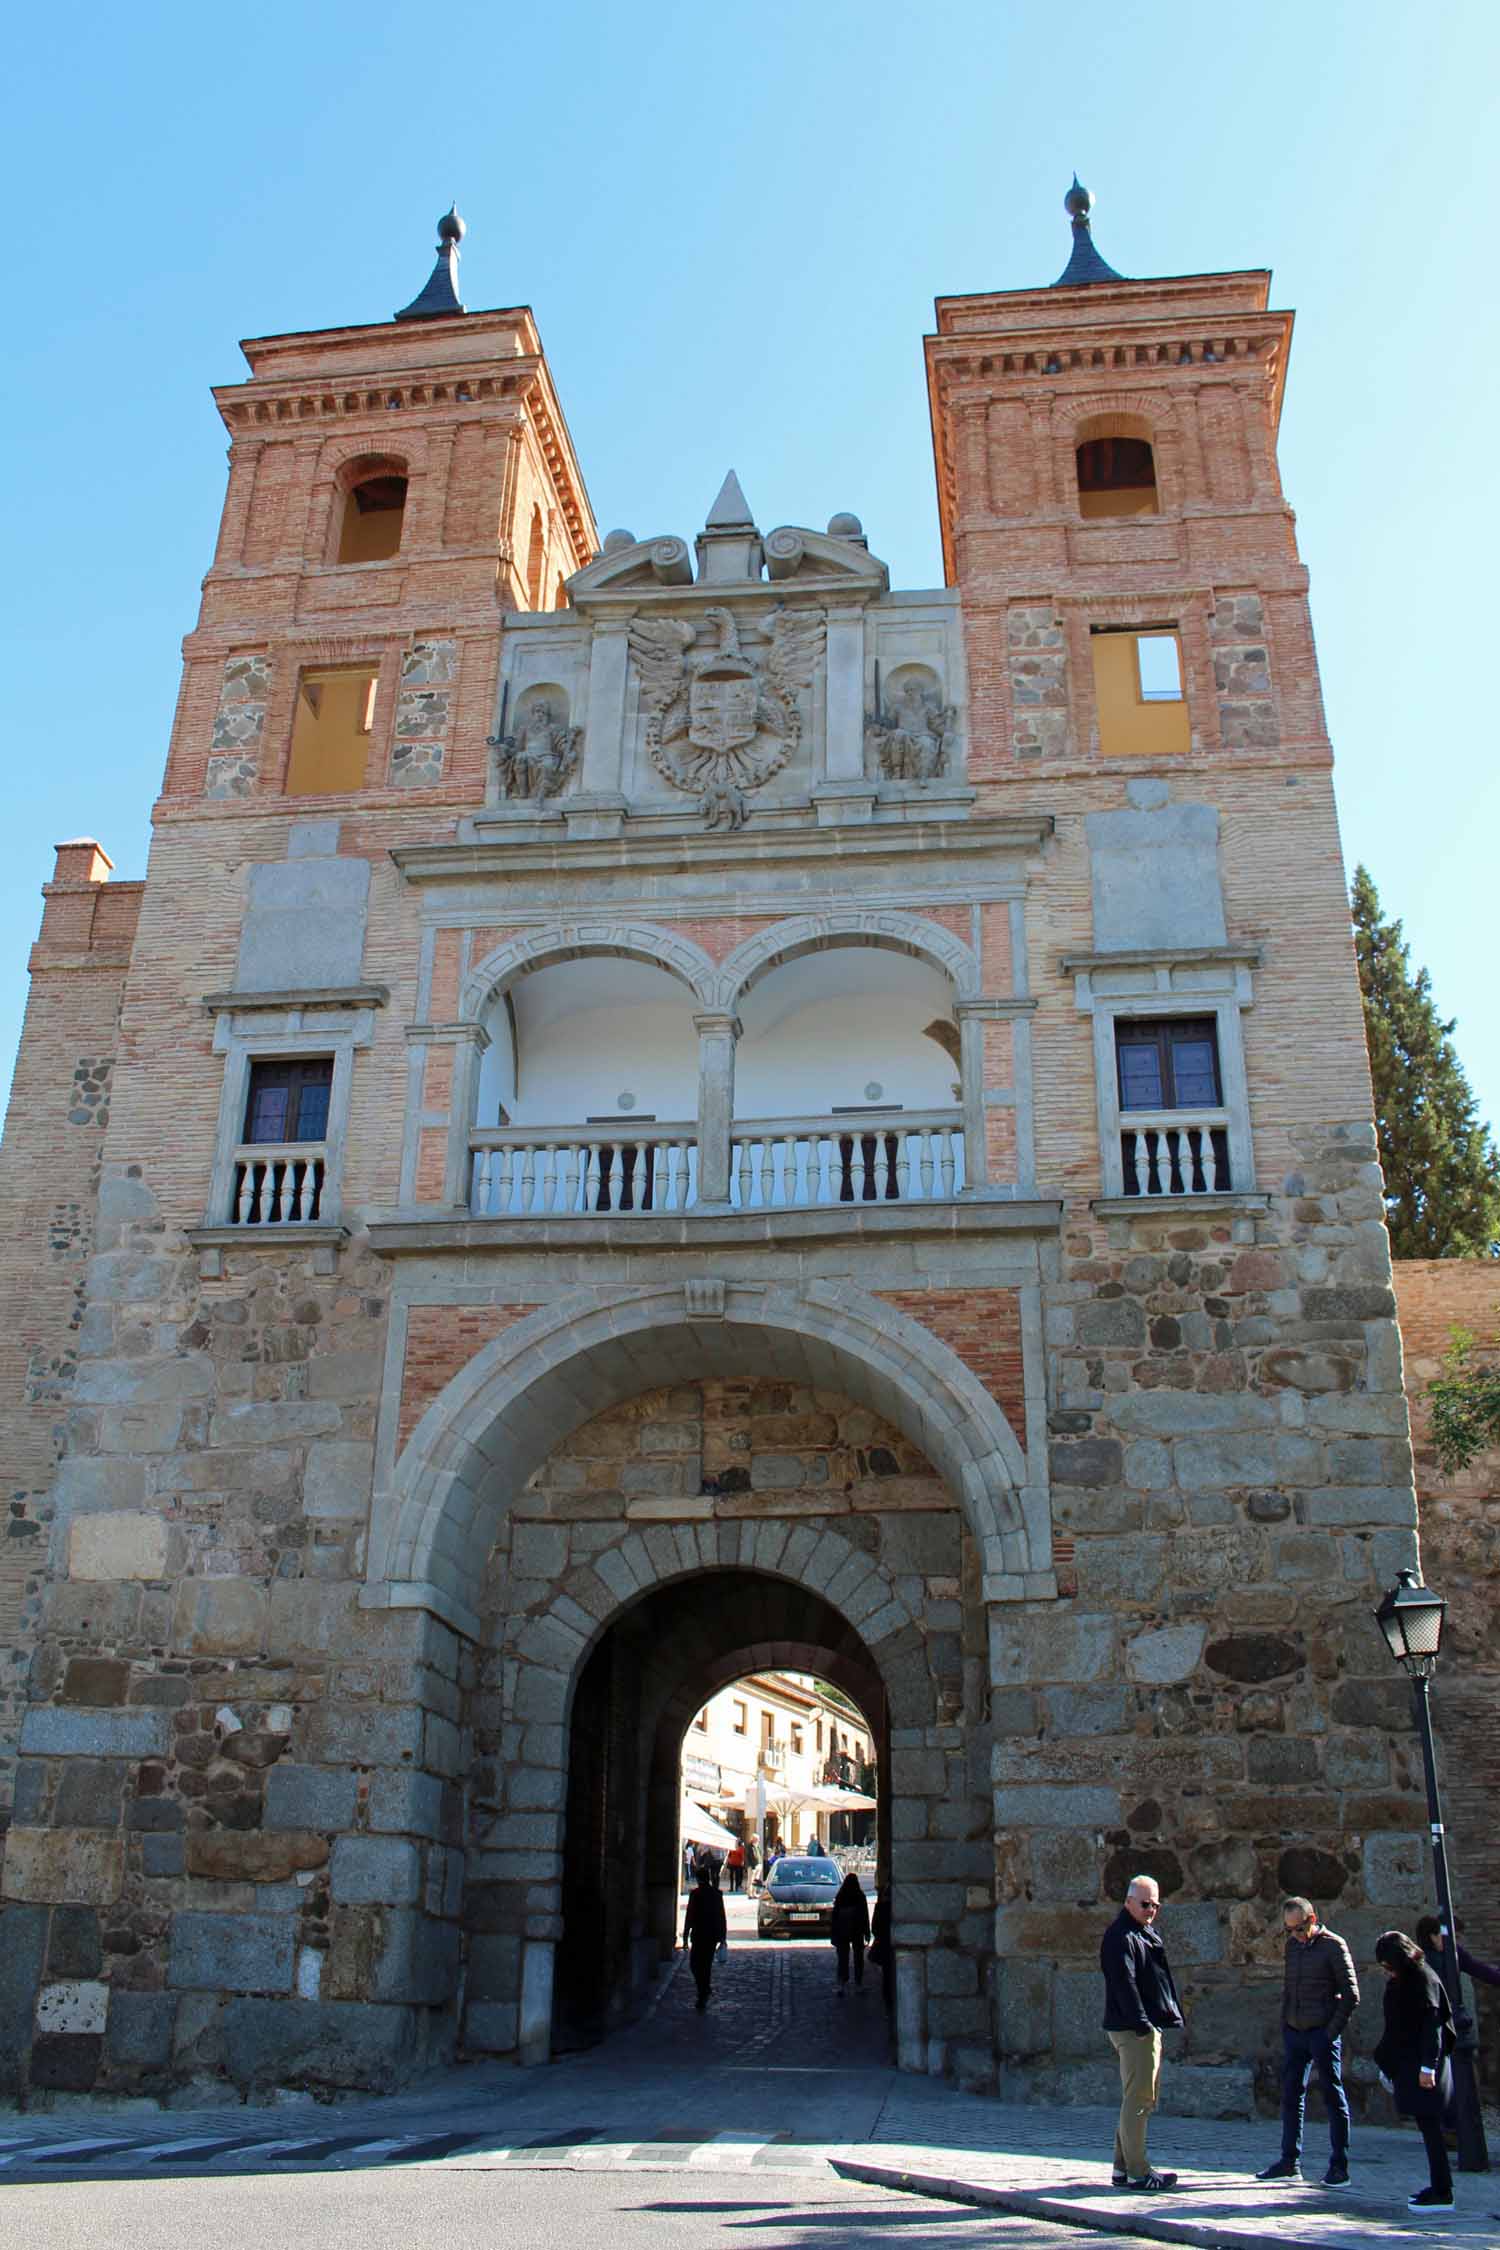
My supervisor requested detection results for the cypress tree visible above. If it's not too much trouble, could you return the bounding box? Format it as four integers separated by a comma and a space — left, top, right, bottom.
1351, 866, 1500, 1258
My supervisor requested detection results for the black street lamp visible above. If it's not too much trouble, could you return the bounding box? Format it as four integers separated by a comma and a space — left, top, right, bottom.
1373, 1569, 1491, 2172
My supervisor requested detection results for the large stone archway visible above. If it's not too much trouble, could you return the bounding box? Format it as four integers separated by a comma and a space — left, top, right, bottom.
368, 1277, 1041, 1639
461, 1480, 991, 2073
545, 1570, 900, 2054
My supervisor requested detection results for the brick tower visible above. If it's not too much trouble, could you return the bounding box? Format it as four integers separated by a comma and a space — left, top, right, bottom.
0, 194, 1429, 2111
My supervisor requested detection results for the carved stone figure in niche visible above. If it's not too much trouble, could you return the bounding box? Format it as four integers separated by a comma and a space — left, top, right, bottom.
627, 603, 825, 829
487, 692, 581, 802
865, 673, 954, 782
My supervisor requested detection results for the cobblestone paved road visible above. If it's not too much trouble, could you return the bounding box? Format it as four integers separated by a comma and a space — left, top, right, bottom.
625, 1893, 894, 2070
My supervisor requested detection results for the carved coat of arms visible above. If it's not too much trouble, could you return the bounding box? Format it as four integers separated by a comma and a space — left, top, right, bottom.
627, 604, 825, 828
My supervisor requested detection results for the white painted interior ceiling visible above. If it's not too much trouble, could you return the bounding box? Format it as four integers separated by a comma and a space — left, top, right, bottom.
475, 950, 959, 1128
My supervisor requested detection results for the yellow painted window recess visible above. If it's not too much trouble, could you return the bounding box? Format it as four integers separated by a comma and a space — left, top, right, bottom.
1092, 628, 1190, 757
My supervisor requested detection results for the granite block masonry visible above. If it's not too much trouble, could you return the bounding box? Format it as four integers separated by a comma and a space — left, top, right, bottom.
0, 191, 1466, 2110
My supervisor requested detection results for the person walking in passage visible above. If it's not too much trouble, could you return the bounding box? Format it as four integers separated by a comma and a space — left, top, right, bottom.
745, 1835, 760, 1891
831, 1870, 871, 1994
870, 1887, 894, 2012
1099, 1874, 1183, 2192
1372, 1929, 1457, 2213
682, 1863, 728, 2012
1256, 1894, 1359, 2188
726, 1840, 745, 1894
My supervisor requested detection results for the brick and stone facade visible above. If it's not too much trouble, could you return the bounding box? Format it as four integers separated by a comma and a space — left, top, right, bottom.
0, 201, 1473, 2110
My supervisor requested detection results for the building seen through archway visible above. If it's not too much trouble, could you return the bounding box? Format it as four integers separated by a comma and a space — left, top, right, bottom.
681, 1671, 878, 1868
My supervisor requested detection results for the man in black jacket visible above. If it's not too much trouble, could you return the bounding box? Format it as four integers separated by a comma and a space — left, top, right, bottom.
1255, 1895, 1359, 2187
1100, 1875, 1184, 2191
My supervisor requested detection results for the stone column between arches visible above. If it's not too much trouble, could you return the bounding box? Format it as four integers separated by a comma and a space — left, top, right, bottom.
460, 1377, 1000, 2084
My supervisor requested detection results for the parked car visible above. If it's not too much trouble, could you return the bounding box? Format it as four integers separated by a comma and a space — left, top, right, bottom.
756, 1855, 841, 1938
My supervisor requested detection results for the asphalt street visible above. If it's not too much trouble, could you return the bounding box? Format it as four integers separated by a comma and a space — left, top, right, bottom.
0, 2158, 1136, 2250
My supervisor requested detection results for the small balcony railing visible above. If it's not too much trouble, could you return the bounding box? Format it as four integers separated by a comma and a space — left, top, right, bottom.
470, 1124, 699, 1217
1120, 1110, 1232, 1197
466, 1108, 968, 1219
729, 1110, 964, 1211
230, 1142, 327, 1225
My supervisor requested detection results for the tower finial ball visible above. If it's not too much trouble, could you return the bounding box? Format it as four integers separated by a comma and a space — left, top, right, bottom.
1064, 176, 1093, 221
438, 206, 466, 246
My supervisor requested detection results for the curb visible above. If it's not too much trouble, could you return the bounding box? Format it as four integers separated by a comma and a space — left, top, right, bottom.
832, 2158, 1363, 2250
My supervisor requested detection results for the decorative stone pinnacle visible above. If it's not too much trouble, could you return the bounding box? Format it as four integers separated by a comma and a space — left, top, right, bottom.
705, 469, 755, 529
1053, 175, 1125, 288
395, 206, 468, 322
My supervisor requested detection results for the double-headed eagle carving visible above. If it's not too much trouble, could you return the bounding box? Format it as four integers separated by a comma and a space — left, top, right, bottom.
627, 604, 825, 828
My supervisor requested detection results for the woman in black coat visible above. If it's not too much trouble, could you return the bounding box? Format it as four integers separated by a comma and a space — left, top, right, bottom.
1371, 1929, 1456, 2211
682, 1864, 728, 2011
830, 1871, 871, 1993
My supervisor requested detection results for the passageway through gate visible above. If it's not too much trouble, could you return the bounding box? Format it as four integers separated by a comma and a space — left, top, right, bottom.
554, 1569, 892, 2059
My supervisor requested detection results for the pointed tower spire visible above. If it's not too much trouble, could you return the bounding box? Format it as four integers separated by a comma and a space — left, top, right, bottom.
395, 206, 468, 322
1053, 177, 1125, 287
705, 469, 754, 528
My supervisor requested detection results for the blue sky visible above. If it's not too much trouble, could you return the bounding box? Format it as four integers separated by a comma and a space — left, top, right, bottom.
3, 0, 1496, 1130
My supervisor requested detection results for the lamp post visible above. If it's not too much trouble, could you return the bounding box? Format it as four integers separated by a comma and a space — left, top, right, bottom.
1373, 1569, 1491, 2172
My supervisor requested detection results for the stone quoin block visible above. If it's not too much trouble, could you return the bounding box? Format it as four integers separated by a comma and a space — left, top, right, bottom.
330, 1836, 424, 1906
18, 1708, 171, 1760
168, 1913, 296, 1994
68, 1510, 173, 1580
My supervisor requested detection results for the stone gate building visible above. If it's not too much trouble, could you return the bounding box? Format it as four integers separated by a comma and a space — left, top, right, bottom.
0, 192, 1434, 2105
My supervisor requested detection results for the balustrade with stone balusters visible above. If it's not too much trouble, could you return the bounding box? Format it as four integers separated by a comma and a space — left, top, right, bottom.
229, 1143, 327, 1225
466, 1108, 970, 1219
729, 1111, 964, 1211
1119, 1112, 1232, 1198
469, 1124, 699, 1217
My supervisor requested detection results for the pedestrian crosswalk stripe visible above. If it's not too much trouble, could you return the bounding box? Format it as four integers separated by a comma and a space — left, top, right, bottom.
687, 2132, 774, 2166
0, 2123, 845, 2177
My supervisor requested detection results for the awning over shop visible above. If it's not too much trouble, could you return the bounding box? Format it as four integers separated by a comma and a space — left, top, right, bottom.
720, 1782, 878, 1813
680, 1797, 739, 1850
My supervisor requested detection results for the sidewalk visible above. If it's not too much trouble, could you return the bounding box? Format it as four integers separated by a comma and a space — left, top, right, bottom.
849, 2078, 1499, 2250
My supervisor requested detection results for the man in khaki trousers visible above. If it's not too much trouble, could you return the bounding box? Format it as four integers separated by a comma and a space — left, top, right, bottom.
1099, 1875, 1184, 2191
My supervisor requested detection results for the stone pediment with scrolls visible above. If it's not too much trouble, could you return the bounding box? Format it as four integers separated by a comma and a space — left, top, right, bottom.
567, 471, 889, 611
567, 526, 887, 606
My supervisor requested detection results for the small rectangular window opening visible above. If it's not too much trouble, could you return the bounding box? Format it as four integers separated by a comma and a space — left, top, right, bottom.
243, 1057, 334, 1145
286, 664, 379, 795
732, 1701, 747, 1735
1116, 1018, 1222, 1111
1136, 634, 1183, 702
